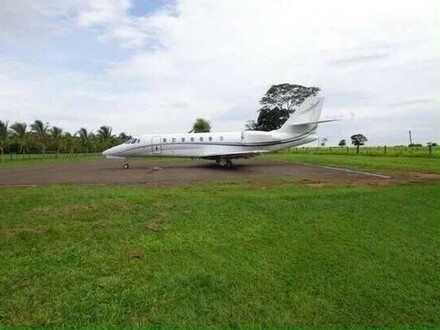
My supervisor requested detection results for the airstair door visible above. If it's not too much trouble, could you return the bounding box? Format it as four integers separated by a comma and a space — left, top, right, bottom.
151, 136, 162, 154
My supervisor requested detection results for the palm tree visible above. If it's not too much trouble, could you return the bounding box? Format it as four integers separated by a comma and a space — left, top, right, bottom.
97, 126, 113, 150
77, 128, 90, 153
62, 132, 80, 154
189, 118, 211, 133
0, 120, 8, 162
10, 122, 28, 155
50, 126, 63, 156
30, 120, 50, 156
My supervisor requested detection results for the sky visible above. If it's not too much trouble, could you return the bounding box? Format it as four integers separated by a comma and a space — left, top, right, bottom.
0, 0, 439, 146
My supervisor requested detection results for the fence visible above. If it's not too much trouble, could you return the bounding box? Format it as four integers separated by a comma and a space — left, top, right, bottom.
286, 146, 439, 157
0, 152, 102, 163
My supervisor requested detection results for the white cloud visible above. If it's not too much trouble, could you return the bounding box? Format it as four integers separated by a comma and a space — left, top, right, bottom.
0, 0, 439, 145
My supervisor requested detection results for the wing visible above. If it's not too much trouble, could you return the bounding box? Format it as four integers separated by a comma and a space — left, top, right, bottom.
200, 150, 268, 160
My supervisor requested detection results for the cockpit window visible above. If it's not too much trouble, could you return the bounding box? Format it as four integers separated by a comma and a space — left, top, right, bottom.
125, 138, 134, 144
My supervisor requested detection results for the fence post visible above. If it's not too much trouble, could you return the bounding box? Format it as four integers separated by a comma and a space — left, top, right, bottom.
384, 145, 387, 154
429, 145, 432, 156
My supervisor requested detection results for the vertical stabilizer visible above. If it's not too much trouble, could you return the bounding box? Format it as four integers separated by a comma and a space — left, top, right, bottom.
276, 96, 325, 134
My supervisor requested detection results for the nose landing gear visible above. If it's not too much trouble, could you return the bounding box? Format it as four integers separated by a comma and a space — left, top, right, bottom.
123, 163, 130, 169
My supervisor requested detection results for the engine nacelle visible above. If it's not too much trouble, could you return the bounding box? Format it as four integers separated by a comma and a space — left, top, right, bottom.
242, 131, 281, 143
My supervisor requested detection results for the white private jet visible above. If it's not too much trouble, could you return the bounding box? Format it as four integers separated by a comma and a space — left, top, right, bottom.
103, 96, 330, 168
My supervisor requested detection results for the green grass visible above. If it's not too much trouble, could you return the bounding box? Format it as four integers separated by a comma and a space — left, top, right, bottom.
289, 146, 440, 157
0, 182, 439, 327
0, 153, 188, 168
267, 152, 440, 174
0, 153, 103, 167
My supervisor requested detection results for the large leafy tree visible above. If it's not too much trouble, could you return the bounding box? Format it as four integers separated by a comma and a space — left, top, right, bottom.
0, 120, 8, 161
30, 120, 50, 155
10, 122, 28, 154
351, 134, 368, 154
190, 118, 211, 133
97, 126, 113, 149
254, 83, 320, 131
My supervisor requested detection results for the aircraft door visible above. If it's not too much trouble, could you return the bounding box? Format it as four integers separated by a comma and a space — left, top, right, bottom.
151, 136, 162, 154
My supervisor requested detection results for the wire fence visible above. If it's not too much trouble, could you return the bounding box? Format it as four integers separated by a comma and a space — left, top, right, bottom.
1, 146, 439, 163
286, 146, 440, 157
0, 152, 103, 163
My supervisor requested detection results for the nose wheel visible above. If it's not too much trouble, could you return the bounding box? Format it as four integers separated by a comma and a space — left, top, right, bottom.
123, 163, 130, 169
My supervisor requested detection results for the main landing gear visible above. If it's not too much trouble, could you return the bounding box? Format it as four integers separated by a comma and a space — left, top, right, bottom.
217, 158, 233, 168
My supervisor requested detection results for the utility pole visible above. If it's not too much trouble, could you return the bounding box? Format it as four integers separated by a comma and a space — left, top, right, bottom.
408, 130, 413, 146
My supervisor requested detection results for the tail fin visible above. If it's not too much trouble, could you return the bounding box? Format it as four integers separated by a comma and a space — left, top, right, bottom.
276, 96, 325, 134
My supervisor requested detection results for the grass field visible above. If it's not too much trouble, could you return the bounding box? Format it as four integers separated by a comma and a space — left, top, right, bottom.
1, 180, 439, 327
267, 153, 440, 173
0, 153, 103, 167
288, 146, 440, 157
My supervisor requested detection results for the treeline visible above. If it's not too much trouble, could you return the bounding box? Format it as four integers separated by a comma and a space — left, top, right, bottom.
0, 120, 130, 155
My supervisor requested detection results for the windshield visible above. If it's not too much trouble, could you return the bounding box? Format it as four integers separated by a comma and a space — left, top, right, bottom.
125, 138, 141, 144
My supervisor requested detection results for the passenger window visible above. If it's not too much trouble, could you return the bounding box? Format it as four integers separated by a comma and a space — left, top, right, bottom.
181, 137, 185, 142
200, 137, 203, 142
220, 136, 224, 141
190, 137, 194, 142
172, 138, 176, 143
163, 138, 167, 143
209, 137, 212, 141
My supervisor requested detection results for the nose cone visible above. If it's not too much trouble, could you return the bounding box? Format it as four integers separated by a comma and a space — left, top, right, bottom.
102, 148, 112, 156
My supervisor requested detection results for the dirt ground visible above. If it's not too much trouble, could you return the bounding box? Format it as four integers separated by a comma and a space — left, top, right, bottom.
0, 158, 437, 187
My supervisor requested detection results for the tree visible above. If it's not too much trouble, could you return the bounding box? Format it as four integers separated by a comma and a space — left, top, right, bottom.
78, 128, 90, 153
244, 120, 257, 131
255, 107, 291, 132
254, 83, 320, 131
190, 118, 211, 133
50, 126, 63, 156
338, 139, 346, 147
351, 134, 368, 154
320, 137, 328, 147
10, 122, 28, 154
0, 120, 8, 162
97, 126, 113, 150
30, 120, 50, 155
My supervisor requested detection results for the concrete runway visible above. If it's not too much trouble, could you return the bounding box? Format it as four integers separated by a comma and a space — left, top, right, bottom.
0, 158, 394, 187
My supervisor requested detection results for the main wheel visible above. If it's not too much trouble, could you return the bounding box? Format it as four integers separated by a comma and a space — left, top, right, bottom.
225, 160, 233, 168
123, 163, 130, 169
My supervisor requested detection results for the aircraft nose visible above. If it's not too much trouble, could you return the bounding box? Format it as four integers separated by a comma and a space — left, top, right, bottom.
102, 148, 112, 156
